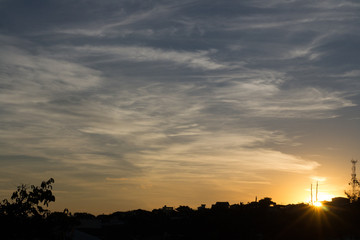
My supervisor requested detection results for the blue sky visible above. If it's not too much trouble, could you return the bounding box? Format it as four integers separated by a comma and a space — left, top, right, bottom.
1, 0, 360, 213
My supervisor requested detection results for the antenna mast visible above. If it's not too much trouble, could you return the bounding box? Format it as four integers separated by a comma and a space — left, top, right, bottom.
347, 159, 359, 203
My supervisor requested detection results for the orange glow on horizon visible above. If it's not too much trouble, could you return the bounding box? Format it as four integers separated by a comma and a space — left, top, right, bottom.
302, 189, 337, 204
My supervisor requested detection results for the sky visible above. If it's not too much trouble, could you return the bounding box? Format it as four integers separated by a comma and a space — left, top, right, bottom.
1, 0, 360, 214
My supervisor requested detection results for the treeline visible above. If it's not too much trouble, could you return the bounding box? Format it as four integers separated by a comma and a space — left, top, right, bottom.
2, 179, 360, 239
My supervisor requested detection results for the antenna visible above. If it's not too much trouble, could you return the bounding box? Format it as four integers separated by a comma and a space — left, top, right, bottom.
316, 181, 318, 202
350, 159, 359, 202
345, 159, 359, 203
311, 183, 313, 205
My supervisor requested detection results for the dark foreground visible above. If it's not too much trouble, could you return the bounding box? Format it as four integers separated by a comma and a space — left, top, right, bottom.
1, 200, 360, 240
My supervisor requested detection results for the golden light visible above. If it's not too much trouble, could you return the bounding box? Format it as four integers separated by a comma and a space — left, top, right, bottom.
318, 192, 334, 202
313, 201, 322, 207
304, 188, 335, 204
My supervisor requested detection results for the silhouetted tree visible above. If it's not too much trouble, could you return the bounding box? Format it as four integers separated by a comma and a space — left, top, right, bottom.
176, 205, 193, 214
258, 197, 276, 208
344, 190, 359, 203
73, 212, 96, 219
0, 178, 55, 218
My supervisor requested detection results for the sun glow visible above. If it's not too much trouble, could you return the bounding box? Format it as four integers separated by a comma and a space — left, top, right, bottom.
305, 191, 335, 204
313, 201, 322, 207
318, 192, 335, 202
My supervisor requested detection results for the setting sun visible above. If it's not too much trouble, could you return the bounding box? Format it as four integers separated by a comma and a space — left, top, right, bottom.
314, 201, 322, 207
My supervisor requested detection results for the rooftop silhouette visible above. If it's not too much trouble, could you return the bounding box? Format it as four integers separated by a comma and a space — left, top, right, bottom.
0, 179, 359, 239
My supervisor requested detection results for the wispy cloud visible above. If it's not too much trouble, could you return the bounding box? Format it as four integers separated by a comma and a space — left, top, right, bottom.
0, 40, 101, 105
56, 45, 226, 70
214, 76, 355, 119
54, 2, 181, 37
